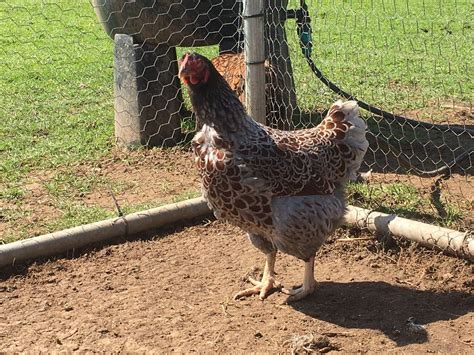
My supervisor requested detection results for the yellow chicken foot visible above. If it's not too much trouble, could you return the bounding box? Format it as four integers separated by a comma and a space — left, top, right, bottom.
282, 256, 317, 303
234, 251, 282, 300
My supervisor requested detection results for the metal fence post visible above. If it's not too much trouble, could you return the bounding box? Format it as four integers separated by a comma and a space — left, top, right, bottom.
243, 0, 266, 124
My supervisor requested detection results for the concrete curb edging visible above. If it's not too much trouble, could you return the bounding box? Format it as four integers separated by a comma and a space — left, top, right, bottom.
1, 197, 472, 268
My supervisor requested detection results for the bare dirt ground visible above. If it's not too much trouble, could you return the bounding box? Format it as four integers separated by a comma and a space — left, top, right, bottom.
1, 221, 472, 353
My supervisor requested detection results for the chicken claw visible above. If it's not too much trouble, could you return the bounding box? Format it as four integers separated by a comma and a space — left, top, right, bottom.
234, 275, 282, 300
282, 282, 317, 303
234, 252, 281, 300
282, 257, 317, 303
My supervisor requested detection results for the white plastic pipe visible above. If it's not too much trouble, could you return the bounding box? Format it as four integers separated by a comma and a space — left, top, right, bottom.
0, 197, 211, 268
345, 205, 473, 261
1, 199, 472, 268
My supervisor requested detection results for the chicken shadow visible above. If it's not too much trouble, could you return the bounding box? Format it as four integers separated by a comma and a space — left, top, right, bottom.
288, 280, 473, 346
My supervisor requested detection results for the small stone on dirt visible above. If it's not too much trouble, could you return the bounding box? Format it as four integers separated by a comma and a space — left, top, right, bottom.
442, 273, 453, 281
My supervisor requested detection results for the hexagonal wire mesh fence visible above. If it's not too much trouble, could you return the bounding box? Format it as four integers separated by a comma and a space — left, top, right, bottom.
0, 0, 472, 243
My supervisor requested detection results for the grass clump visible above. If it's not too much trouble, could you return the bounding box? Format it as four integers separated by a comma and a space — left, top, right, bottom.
347, 181, 463, 227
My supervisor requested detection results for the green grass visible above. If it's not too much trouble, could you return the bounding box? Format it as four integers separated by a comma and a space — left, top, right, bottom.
0, 0, 114, 184
0, 185, 201, 244
50, 189, 202, 238
0, 186, 25, 201
347, 181, 463, 227
287, 0, 472, 114
0, 0, 471, 242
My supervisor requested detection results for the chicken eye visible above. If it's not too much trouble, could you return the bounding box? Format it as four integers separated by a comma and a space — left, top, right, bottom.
190, 75, 200, 85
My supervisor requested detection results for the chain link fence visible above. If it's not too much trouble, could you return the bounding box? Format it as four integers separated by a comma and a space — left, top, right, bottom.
0, 0, 472, 243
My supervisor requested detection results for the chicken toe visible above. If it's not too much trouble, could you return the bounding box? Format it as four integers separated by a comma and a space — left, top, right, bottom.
282, 282, 317, 303
234, 252, 281, 300
282, 257, 317, 303
234, 274, 281, 300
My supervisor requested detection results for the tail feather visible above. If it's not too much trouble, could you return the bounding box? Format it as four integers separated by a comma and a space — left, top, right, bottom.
320, 100, 369, 182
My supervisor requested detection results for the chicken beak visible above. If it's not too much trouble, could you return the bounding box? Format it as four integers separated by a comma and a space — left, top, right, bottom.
178, 66, 188, 80
178, 53, 192, 82
178, 53, 208, 85
178, 64, 197, 85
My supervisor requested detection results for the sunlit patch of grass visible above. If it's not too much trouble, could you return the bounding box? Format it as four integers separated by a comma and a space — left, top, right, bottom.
0, 186, 25, 201
438, 203, 463, 228
171, 190, 201, 203
46, 203, 113, 232
43, 170, 114, 200
287, 0, 472, 118
347, 181, 463, 227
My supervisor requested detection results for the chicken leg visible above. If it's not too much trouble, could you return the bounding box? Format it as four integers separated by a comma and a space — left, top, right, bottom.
234, 251, 282, 300
282, 256, 317, 303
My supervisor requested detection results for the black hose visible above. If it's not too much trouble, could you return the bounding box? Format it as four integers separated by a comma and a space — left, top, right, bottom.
305, 55, 473, 136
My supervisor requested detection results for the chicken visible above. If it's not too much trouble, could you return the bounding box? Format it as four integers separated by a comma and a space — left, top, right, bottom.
211, 53, 247, 102
211, 52, 288, 129
178, 52, 369, 302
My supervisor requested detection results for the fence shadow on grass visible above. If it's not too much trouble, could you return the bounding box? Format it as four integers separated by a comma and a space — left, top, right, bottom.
295, 110, 473, 176
289, 280, 473, 346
